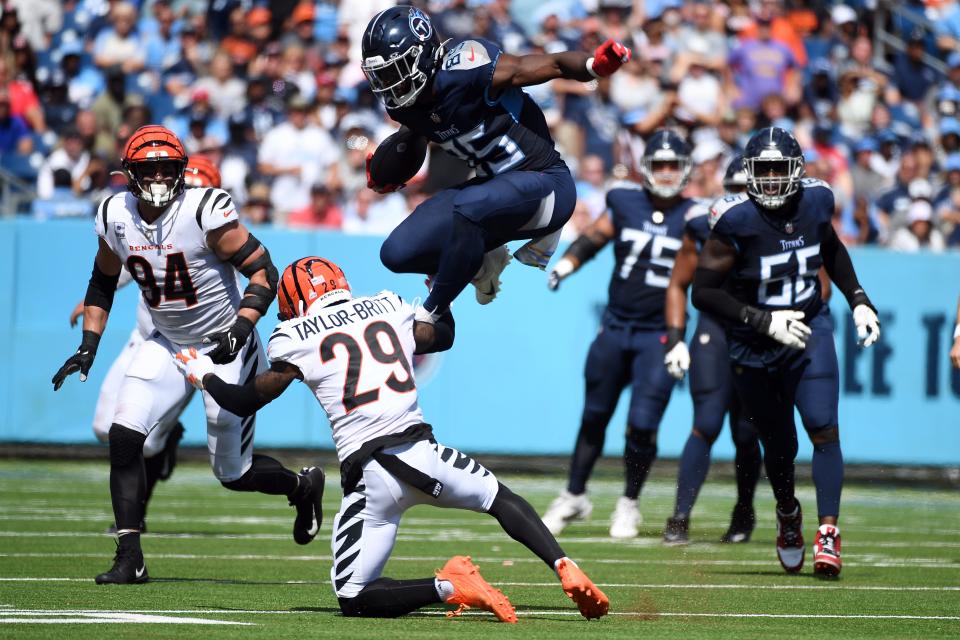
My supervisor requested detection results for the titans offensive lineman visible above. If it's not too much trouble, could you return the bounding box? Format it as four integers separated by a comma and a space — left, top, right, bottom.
661, 156, 762, 545
692, 127, 881, 576
362, 5, 630, 322
175, 257, 609, 622
542, 130, 705, 538
52, 126, 324, 584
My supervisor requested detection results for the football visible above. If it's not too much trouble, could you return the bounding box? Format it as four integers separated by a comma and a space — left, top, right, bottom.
368, 128, 428, 188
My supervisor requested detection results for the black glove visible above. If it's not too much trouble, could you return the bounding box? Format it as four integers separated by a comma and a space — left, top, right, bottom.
203, 316, 254, 364
52, 330, 101, 391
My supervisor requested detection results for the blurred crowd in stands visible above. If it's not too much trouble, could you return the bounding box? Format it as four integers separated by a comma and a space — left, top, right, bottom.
2, 0, 960, 251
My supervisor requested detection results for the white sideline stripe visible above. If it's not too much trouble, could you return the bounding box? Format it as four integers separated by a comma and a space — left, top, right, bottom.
3, 577, 960, 593
3, 609, 957, 622
0, 612, 252, 625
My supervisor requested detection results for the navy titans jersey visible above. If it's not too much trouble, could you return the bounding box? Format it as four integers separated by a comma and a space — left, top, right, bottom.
388, 38, 563, 178
709, 178, 834, 361
684, 202, 712, 249
605, 184, 705, 327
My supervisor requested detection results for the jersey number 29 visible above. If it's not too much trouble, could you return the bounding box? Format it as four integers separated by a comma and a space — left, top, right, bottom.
320, 321, 415, 413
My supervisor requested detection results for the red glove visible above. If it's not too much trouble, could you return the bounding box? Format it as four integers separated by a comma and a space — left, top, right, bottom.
365, 153, 405, 194
590, 39, 631, 78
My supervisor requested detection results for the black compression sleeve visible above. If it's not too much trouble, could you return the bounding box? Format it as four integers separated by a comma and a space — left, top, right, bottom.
431, 309, 455, 352
692, 267, 771, 332
204, 375, 270, 417
84, 263, 121, 311
565, 234, 602, 266
820, 224, 875, 311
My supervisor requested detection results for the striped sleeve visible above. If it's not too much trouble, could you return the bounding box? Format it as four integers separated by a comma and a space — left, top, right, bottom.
195, 187, 239, 233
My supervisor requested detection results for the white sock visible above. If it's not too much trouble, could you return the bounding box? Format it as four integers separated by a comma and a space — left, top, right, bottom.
434, 578, 455, 601
553, 556, 575, 578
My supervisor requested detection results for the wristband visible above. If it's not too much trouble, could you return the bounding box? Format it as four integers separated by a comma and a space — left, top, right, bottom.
80, 330, 102, 355
665, 326, 685, 351
553, 257, 575, 278
585, 57, 600, 79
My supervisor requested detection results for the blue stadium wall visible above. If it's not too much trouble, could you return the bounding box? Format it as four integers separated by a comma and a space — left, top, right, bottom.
1, 218, 958, 465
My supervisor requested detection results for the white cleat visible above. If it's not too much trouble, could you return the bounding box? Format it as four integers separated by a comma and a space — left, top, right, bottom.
472, 245, 512, 305
609, 496, 642, 539
541, 490, 593, 536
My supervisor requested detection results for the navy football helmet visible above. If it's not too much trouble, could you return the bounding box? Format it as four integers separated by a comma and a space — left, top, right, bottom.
640, 129, 691, 198
361, 5, 444, 109
743, 127, 805, 209
722, 154, 748, 193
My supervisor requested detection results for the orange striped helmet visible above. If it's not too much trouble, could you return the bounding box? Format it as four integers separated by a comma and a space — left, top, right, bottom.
121, 125, 188, 206
278, 257, 352, 320
184, 154, 222, 188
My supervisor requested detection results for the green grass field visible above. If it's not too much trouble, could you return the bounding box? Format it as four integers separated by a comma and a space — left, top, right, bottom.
0, 459, 958, 639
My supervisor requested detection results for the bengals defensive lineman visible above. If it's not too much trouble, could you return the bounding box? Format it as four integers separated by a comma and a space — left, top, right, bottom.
52, 126, 324, 584
66, 154, 224, 534
175, 257, 610, 623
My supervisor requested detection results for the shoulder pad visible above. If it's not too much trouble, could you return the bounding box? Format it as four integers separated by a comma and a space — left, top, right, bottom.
800, 177, 832, 192
708, 193, 748, 229
442, 40, 493, 71
684, 199, 711, 222
606, 179, 643, 192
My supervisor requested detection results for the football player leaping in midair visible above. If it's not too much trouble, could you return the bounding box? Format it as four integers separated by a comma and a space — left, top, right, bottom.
362, 5, 630, 324
65, 154, 224, 534
52, 126, 325, 585
174, 257, 610, 623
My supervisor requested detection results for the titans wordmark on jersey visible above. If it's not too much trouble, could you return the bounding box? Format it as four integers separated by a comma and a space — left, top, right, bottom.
387, 38, 562, 178
266, 291, 424, 462
95, 187, 242, 345
605, 183, 706, 327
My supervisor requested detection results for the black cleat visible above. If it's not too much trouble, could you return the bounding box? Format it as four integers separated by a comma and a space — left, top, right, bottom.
721, 504, 756, 543
663, 515, 690, 545
95, 543, 148, 584
106, 521, 146, 534
291, 466, 325, 545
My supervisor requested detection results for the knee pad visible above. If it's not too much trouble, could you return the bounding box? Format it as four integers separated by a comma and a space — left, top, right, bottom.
626, 427, 657, 453
108, 425, 146, 467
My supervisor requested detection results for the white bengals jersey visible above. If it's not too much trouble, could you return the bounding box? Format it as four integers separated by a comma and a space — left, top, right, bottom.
266, 291, 424, 462
95, 188, 243, 345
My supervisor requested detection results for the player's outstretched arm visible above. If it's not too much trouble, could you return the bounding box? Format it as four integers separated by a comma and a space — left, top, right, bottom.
663, 233, 698, 379
491, 39, 631, 89
819, 224, 880, 347
176, 349, 302, 417
205, 221, 279, 364
52, 239, 122, 390
548, 212, 615, 291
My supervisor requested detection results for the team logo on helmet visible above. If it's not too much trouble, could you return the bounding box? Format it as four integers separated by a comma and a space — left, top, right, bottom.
408, 7, 432, 41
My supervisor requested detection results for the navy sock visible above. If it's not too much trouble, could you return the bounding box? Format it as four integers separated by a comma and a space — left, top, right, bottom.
424, 213, 486, 313
812, 441, 843, 518
567, 417, 608, 495
624, 428, 657, 500
675, 432, 711, 516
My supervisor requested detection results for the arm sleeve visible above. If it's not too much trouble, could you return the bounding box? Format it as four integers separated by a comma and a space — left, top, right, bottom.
204, 375, 270, 418
691, 266, 749, 325
820, 223, 870, 309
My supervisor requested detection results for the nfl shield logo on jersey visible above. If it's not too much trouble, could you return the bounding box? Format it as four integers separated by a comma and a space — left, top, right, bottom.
114, 222, 126, 239
408, 7, 432, 41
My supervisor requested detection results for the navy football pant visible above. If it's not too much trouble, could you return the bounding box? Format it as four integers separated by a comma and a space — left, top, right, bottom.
567, 315, 677, 500
674, 315, 762, 517
731, 309, 843, 519
380, 164, 576, 313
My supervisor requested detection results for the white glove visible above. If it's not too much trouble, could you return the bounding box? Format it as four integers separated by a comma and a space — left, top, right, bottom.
547, 257, 575, 291
414, 304, 441, 326
664, 341, 690, 380
852, 304, 880, 347
174, 347, 215, 390
765, 310, 811, 350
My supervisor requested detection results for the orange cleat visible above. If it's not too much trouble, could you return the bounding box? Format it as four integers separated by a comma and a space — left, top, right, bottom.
435, 555, 517, 624
557, 558, 609, 620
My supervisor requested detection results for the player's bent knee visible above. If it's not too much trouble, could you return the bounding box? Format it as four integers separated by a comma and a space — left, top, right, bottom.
219, 467, 253, 491
108, 425, 146, 467
692, 427, 718, 446
379, 237, 405, 273
626, 427, 657, 453
338, 596, 364, 617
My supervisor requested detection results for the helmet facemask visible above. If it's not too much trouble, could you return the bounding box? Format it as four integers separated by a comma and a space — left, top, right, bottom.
640, 154, 691, 199
363, 41, 444, 109
745, 156, 804, 209
127, 158, 187, 207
